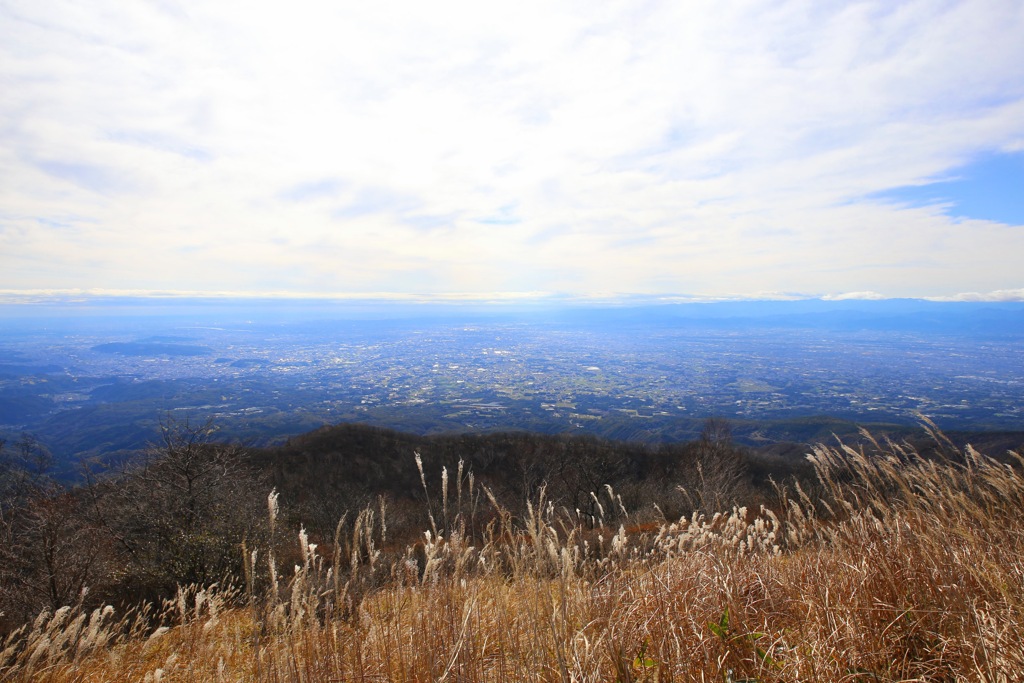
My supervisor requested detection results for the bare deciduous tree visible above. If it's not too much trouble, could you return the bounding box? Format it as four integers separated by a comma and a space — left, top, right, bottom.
93, 417, 267, 600
0, 437, 111, 631
682, 418, 750, 512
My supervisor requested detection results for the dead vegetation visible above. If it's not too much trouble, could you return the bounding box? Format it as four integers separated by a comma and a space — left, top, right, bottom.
2, 425, 1022, 682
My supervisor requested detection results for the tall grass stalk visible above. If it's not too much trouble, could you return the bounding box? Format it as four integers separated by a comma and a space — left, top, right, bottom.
2, 437, 1022, 681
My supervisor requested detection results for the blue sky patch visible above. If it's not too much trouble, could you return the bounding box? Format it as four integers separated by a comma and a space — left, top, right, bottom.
279, 178, 345, 203
875, 152, 1024, 225
475, 204, 521, 225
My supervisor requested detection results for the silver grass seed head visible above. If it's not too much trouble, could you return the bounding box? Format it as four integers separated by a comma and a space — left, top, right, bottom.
267, 489, 280, 531
415, 451, 426, 488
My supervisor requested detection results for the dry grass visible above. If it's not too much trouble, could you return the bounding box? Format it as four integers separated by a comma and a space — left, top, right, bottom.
3, 435, 1023, 682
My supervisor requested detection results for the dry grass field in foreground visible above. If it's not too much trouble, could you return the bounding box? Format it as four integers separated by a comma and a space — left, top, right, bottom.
2, 432, 1023, 682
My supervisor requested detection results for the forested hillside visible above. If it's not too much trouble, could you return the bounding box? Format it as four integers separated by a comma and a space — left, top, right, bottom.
0, 418, 807, 626
1, 419, 1022, 681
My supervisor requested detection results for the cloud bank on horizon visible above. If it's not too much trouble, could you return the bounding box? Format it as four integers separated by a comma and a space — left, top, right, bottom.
1, 0, 1023, 301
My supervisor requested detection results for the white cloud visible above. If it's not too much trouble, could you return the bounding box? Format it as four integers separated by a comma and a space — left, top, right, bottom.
1, 0, 1023, 298
927, 289, 1024, 303
822, 291, 889, 301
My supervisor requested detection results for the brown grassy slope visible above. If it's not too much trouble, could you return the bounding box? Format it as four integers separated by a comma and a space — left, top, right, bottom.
3, 435, 1022, 682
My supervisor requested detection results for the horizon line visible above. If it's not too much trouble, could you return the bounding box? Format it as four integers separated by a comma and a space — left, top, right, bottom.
1, 288, 1024, 305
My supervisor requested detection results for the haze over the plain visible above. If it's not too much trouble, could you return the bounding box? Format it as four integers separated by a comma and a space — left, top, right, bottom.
2, 0, 1023, 302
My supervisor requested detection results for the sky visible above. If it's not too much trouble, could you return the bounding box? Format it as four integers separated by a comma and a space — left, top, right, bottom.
1, 0, 1023, 303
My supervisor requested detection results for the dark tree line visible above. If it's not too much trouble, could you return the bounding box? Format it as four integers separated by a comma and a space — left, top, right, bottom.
0, 420, 266, 633
250, 418, 811, 544
1, 416, 815, 635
